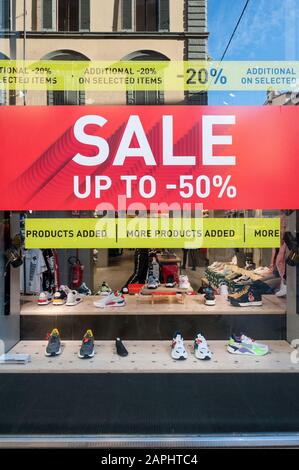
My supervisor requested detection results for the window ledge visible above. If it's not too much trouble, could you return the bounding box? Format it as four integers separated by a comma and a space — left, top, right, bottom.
0, 30, 209, 40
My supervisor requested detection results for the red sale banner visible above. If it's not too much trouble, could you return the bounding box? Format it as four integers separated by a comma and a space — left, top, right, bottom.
0, 106, 298, 210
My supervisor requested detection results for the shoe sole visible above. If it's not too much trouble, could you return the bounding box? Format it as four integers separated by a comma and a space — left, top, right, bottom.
195, 354, 211, 360
94, 302, 126, 308
231, 301, 263, 307
171, 355, 188, 360
205, 300, 216, 306
66, 300, 83, 306
227, 345, 268, 356
45, 347, 62, 357
38, 301, 51, 305
78, 350, 95, 359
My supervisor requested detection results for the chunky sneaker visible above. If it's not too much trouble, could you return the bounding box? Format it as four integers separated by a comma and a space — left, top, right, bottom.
78, 330, 95, 359
78, 282, 92, 296
227, 334, 269, 356
96, 281, 112, 296
116, 337, 129, 357
194, 333, 212, 360
179, 274, 191, 289
147, 274, 159, 289
38, 291, 53, 306
171, 332, 188, 360
229, 286, 262, 307
45, 328, 61, 357
166, 274, 176, 288
93, 291, 126, 308
66, 290, 83, 306
52, 289, 67, 305
204, 287, 216, 306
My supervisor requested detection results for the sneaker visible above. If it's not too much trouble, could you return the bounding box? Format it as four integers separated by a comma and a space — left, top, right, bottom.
229, 286, 262, 307
276, 281, 287, 297
96, 281, 112, 296
66, 290, 83, 306
147, 274, 159, 289
38, 291, 53, 306
78, 282, 92, 296
45, 328, 61, 356
253, 266, 272, 276
233, 275, 252, 285
116, 337, 128, 357
204, 287, 216, 306
227, 334, 269, 356
166, 274, 176, 288
194, 334, 212, 360
93, 291, 126, 308
78, 330, 95, 359
52, 289, 68, 305
171, 332, 188, 360
179, 274, 191, 289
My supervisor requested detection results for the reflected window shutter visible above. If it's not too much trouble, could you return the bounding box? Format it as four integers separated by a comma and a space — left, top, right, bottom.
80, 0, 90, 31
47, 90, 55, 106
159, 0, 169, 31
122, 0, 132, 30
126, 89, 135, 105
79, 91, 85, 105
42, 0, 55, 30
0, 0, 10, 30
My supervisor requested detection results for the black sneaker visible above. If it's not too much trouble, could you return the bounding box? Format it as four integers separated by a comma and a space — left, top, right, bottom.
165, 274, 176, 287
204, 288, 216, 306
116, 338, 128, 357
229, 286, 262, 307
78, 330, 95, 359
45, 328, 62, 356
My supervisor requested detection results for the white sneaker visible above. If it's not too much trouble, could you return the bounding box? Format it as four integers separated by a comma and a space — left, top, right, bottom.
179, 275, 191, 289
171, 332, 188, 360
66, 290, 83, 306
38, 291, 53, 306
194, 334, 212, 360
276, 281, 287, 297
93, 291, 126, 308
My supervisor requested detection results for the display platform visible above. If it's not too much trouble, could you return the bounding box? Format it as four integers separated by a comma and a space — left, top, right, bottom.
20, 295, 287, 341
0, 340, 297, 374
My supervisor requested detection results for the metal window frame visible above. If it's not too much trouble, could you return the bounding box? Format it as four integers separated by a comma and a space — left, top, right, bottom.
1, 433, 299, 448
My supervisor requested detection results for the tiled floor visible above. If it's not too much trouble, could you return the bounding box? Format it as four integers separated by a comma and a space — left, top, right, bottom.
1, 340, 298, 374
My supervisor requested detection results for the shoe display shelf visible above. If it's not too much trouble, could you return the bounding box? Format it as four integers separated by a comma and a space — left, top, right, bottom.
139, 285, 194, 305
202, 263, 263, 290
1, 339, 297, 374
20, 294, 286, 341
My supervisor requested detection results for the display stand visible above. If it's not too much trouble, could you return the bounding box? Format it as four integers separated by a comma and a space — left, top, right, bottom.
140, 285, 194, 305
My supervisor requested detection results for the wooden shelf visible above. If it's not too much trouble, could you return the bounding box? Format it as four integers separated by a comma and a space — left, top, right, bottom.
1, 340, 297, 374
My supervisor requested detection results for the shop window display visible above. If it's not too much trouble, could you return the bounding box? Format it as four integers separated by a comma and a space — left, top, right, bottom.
0, 208, 292, 374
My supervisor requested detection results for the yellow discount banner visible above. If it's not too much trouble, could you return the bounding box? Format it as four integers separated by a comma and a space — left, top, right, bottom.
25, 218, 280, 249
0, 60, 298, 91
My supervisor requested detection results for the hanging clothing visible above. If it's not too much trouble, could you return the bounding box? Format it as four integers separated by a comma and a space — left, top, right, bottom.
20, 249, 47, 294
42, 249, 56, 293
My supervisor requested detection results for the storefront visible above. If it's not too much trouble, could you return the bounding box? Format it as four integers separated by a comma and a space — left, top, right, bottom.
0, 105, 299, 447
1, 0, 299, 449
